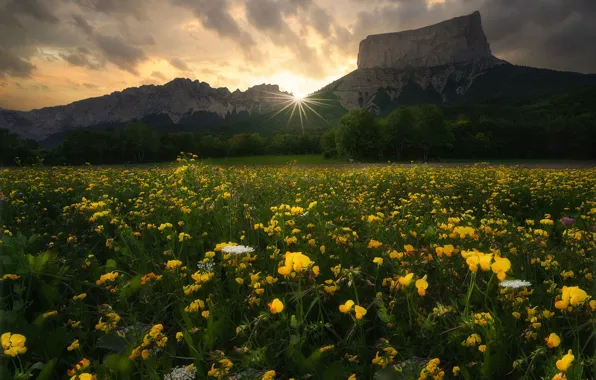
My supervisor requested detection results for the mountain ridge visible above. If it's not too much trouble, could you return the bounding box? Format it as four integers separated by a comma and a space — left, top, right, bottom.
0, 78, 291, 141
3, 11, 596, 142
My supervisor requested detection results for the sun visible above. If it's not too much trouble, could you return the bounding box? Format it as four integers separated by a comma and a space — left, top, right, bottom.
292, 91, 306, 100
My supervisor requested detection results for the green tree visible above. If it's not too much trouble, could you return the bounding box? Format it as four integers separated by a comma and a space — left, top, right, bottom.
335, 108, 381, 160
386, 106, 419, 160
228, 133, 265, 156
120, 121, 159, 162
417, 105, 452, 161
320, 128, 337, 158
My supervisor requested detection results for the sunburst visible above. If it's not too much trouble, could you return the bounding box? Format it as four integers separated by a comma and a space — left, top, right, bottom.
258, 90, 334, 135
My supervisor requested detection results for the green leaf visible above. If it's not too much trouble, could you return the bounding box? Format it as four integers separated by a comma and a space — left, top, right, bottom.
36, 359, 56, 380
106, 259, 118, 270
28, 234, 38, 245
322, 362, 345, 380
97, 333, 128, 353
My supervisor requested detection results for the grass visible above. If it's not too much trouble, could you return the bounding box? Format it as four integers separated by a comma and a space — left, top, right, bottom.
201, 154, 343, 166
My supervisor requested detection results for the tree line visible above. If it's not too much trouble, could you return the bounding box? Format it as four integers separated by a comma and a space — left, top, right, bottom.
0, 123, 322, 166
324, 101, 596, 161
2, 85, 596, 166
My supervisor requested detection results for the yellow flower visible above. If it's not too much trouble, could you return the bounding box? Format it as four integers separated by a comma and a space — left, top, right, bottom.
96, 271, 119, 286
319, 345, 335, 352
491, 256, 511, 280
278, 252, 313, 276
70, 374, 97, 380
339, 300, 355, 313
373, 257, 383, 266
67, 358, 90, 376
235, 277, 244, 285
320, 245, 326, 254
1, 332, 27, 357
262, 370, 276, 380
453, 366, 460, 375
398, 272, 414, 287
73, 293, 87, 301
368, 240, 383, 249
141, 349, 150, 360
67, 339, 80, 351
555, 286, 589, 309
415, 275, 429, 296
0, 274, 20, 281
166, 260, 183, 270
348, 375, 356, 380
202, 311, 210, 319
176, 332, 184, 342
354, 305, 367, 320
478, 253, 493, 271
269, 298, 284, 314
555, 350, 574, 372
478, 345, 486, 352
43, 310, 58, 318
545, 333, 561, 348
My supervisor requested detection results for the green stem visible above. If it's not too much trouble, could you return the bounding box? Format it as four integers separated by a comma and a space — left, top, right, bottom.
298, 277, 304, 324
405, 289, 413, 328
484, 273, 495, 306
464, 272, 477, 316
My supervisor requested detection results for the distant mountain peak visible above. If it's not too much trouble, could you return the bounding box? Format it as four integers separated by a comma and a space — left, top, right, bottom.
0, 78, 289, 141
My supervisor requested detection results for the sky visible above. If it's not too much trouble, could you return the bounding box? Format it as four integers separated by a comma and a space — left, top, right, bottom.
0, 0, 594, 111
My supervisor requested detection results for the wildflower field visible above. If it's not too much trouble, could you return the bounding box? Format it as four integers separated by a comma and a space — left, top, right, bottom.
0, 159, 595, 380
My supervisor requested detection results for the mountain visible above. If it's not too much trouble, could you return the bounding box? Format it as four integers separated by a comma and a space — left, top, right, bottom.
318, 11, 596, 114
2, 11, 596, 143
0, 79, 292, 141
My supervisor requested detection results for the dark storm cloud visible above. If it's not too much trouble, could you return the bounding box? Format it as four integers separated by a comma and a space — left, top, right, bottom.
5, 0, 59, 24
93, 34, 147, 75
245, 0, 325, 76
0, 48, 36, 78
350, 0, 596, 73
71, 14, 148, 75
71, 14, 94, 35
171, 0, 256, 47
59, 46, 105, 70
169, 57, 190, 71
72, 0, 147, 17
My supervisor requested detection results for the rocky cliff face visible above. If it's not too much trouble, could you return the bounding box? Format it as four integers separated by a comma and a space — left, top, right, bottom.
321, 11, 507, 112
0, 79, 289, 141
358, 11, 494, 70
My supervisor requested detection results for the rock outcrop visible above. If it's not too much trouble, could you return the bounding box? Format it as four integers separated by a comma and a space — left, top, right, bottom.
320, 11, 508, 112
357, 11, 495, 70
0, 79, 289, 141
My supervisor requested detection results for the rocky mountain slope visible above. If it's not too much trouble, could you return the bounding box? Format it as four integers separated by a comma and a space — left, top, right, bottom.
3, 11, 596, 142
0, 79, 289, 141
319, 11, 596, 114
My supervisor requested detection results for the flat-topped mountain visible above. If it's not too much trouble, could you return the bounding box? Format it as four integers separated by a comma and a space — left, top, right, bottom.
0, 79, 289, 141
320, 11, 596, 114
357, 11, 499, 70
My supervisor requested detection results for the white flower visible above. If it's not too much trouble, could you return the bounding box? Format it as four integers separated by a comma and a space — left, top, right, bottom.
197, 261, 215, 271
301, 211, 309, 217
498, 280, 532, 289
222, 245, 254, 255
164, 365, 197, 380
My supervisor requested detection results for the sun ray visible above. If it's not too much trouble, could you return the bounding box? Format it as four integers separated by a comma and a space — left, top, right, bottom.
252, 88, 337, 133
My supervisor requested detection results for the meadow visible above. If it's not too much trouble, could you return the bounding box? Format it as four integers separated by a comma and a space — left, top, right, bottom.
0, 156, 594, 380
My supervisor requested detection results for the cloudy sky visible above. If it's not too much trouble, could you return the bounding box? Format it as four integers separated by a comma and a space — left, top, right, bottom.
0, 0, 594, 110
